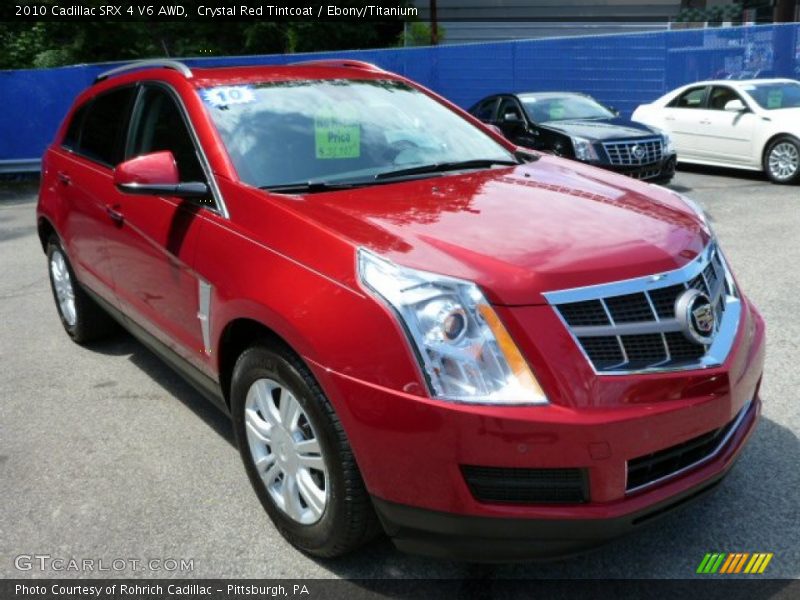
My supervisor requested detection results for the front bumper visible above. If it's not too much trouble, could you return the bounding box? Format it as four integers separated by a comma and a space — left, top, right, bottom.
587, 152, 677, 182
373, 396, 758, 561
309, 299, 765, 560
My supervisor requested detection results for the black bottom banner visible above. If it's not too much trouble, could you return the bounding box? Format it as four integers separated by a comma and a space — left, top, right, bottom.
3, 579, 799, 600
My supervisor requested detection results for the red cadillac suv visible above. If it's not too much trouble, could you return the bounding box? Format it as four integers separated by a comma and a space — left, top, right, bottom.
37, 59, 765, 561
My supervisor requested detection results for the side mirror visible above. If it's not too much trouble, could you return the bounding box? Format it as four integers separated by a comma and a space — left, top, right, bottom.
724, 99, 747, 112
503, 112, 523, 123
608, 106, 620, 116
485, 124, 505, 136
114, 151, 208, 197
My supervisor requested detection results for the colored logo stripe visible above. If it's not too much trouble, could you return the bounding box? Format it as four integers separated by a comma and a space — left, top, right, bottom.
697, 553, 773, 574
720, 553, 749, 573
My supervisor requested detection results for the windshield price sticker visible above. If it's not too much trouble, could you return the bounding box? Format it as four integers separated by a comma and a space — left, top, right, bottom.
201, 86, 255, 108
767, 89, 783, 109
315, 109, 360, 159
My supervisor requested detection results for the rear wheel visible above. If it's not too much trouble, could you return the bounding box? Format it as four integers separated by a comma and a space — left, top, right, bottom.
764, 136, 800, 184
46, 235, 117, 343
231, 342, 380, 557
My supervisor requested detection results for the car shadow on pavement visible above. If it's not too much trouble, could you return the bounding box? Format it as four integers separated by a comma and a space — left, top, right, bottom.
676, 163, 768, 183
86, 331, 236, 447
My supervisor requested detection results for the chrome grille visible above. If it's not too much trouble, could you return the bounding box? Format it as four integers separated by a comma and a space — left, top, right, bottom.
603, 137, 664, 166
544, 244, 741, 374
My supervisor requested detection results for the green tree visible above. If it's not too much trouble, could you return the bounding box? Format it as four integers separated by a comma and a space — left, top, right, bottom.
399, 22, 445, 47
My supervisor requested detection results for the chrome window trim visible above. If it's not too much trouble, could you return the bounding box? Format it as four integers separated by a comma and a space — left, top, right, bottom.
543, 243, 741, 376
625, 399, 753, 495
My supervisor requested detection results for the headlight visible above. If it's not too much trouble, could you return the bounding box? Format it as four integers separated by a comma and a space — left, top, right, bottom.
571, 136, 598, 161
671, 194, 738, 297
662, 132, 675, 155
651, 127, 675, 155
358, 249, 547, 405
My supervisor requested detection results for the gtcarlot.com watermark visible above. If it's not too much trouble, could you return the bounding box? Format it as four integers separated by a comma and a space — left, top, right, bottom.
14, 554, 194, 573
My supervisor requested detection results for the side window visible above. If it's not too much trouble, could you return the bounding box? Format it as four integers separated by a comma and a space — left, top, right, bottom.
78, 86, 136, 166
669, 87, 708, 109
61, 103, 88, 151
498, 98, 524, 122
128, 86, 206, 182
474, 98, 498, 121
708, 86, 743, 110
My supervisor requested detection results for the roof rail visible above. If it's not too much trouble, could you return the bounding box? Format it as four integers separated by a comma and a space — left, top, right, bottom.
94, 59, 193, 83
288, 59, 384, 72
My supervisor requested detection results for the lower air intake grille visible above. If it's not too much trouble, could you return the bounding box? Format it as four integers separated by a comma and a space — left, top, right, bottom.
461, 466, 587, 504
626, 404, 747, 493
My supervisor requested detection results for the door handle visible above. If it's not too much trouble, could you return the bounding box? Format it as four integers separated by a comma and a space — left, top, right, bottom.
57, 171, 71, 185
105, 203, 124, 225
664, 116, 675, 121
699, 119, 711, 125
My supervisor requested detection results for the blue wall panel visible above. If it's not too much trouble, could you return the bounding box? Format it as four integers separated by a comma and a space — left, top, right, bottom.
1, 23, 798, 169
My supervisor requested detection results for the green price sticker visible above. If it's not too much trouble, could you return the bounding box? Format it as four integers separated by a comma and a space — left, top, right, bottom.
549, 105, 565, 120
767, 89, 783, 109
315, 109, 360, 159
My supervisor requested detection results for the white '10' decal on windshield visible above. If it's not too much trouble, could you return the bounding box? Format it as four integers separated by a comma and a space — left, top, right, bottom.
200, 86, 255, 108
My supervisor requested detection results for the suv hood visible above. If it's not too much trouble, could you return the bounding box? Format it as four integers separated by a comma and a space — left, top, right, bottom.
271, 156, 708, 305
541, 118, 659, 141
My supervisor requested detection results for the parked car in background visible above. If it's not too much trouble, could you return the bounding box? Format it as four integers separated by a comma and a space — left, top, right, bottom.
38, 60, 764, 561
632, 79, 800, 184
469, 92, 677, 183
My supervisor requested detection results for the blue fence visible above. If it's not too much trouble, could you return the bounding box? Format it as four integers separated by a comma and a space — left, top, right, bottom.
1, 23, 798, 171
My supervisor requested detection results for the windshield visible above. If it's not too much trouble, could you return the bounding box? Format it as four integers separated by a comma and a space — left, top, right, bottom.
201, 79, 514, 189
520, 95, 615, 123
742, 82, 800, 110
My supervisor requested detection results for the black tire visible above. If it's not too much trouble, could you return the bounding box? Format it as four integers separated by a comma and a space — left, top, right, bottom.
231, 342, 380, 557
764, 135, 800, 184
46, 235, 118, 344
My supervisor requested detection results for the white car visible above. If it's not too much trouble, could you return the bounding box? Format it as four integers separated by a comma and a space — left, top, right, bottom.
632, 79, 800, 184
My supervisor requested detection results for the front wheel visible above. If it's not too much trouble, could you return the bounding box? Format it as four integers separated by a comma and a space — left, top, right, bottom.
764, 136, 800, 184
230, 342, 379, 557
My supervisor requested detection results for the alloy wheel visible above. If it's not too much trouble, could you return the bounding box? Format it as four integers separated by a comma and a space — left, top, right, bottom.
244, 378, 328, 525
768, 142, 800, 181
50, 249, 77, 327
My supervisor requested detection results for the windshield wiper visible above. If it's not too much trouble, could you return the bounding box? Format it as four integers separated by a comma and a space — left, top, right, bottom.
260, 158, 525, 193
259, 180, 371, 194
374, 158, 520, 181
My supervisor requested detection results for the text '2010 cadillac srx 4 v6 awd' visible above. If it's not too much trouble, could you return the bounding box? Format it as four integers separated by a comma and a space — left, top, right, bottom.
37, 59, 765, 562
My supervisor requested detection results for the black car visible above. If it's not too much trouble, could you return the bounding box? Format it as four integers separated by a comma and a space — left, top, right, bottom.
469, 92, 677, 183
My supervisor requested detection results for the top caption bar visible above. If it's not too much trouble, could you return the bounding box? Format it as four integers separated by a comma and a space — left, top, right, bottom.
3, 1, 681, 22
3, 1, 420, 22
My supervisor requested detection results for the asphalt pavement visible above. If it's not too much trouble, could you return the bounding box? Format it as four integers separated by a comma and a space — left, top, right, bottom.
1, 165, 798, 579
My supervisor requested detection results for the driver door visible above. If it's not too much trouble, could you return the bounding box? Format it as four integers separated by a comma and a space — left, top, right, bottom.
107, 84, 211, 369
660, 85, 709, 160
